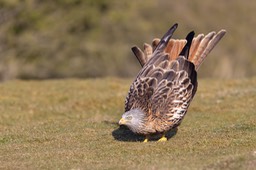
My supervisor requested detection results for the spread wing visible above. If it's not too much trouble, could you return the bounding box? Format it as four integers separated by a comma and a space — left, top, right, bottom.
131, 29, 226, 70
125, 24, 197, 131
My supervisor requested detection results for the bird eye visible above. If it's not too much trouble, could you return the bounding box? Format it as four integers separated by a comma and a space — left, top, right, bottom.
126, 116, 132, 120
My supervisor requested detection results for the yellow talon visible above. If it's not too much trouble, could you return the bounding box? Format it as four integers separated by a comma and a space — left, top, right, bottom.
143, 135, 149, 143
158, 134, 167, 142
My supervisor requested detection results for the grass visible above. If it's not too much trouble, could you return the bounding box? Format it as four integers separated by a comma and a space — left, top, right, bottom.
0, 77, 255, 169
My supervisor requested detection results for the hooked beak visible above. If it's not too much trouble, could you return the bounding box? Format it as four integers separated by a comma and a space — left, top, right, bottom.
119, 118, 126, 125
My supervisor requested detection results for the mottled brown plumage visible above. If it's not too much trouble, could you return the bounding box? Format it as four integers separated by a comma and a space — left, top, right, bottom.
119, 23, 226, 142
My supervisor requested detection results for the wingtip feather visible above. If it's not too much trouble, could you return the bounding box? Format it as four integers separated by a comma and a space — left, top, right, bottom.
154, 23, 178, 53
179, 31, 195, 58
131, 46, 146, 67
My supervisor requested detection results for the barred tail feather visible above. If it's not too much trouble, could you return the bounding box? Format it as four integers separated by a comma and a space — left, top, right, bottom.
189, 34, 204, 62
167, 40, 186, 61
190, 32, 216, 66
193, 29, 226, 70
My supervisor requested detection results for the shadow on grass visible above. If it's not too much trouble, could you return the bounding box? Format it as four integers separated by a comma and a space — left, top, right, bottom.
112, 125, 178, 142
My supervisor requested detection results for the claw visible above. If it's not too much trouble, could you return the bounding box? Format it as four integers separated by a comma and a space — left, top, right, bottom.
143, 135, 150, 143
157, 134, 167, 142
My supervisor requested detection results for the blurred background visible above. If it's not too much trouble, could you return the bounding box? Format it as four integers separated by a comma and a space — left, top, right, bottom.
0, 0, 255, 81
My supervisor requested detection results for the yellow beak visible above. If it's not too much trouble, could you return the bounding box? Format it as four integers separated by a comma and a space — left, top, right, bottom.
119, 118, 126, 125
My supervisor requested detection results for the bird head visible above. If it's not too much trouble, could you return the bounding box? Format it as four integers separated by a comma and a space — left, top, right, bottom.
119, 109, 146, 133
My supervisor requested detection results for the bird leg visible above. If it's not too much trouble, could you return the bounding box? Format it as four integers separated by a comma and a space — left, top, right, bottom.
143, 135, 150, 143
157, 133, 167, 142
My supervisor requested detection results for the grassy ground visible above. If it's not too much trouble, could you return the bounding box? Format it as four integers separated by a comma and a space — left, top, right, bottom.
0, 77, 255, 169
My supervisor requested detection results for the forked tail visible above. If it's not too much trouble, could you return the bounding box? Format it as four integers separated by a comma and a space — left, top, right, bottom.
132, 27, 226, 70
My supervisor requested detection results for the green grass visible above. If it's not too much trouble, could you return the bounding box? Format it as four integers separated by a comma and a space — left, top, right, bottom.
0, 78, 256, 169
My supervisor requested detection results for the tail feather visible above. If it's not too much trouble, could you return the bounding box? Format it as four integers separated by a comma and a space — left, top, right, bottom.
143, 43, 153, 57
190, 31, 216, 68
189, 34, 204, 61
152, 38, 160, 51
194, 30, 226, 69
131, 43, 154, 67
131, 26, 226, 70
167, 40, 187, 60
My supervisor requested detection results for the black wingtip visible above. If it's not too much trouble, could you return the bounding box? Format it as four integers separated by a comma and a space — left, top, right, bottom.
154, 23, 178, 52
179, 31, 195, 58
131, 46, 145, 67
162, 23, 178, 42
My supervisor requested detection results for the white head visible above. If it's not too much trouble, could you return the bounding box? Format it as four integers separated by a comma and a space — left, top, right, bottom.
119, 109, 146, 133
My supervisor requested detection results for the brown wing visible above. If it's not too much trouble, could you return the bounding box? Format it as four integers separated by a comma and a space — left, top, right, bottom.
124, 74, 156, 112
149, 32, 197, 132
126, 25, 197, 132
125, 24, 178, 113
149, 59, 197, 132
131, 29, 226, 70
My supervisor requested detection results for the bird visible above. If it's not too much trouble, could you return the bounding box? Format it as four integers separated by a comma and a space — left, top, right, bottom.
118, 23, 226, 142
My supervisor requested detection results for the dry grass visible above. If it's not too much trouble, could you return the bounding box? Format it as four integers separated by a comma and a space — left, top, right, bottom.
0, 77, 256, 169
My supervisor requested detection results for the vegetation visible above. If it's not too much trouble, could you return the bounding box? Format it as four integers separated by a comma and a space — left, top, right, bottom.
0, 78, 255, 169
0, 0, 255, 80
0, 1, 255, 169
